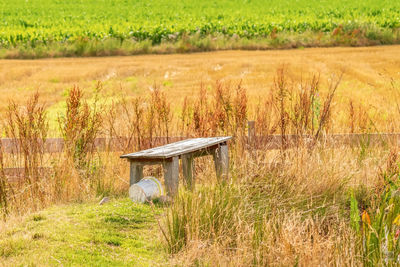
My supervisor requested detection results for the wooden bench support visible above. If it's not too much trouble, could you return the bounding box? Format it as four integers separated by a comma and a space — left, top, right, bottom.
181, 154, 195, 190
163, 156, 179, 196
213, 143, 229, 180
121, 137, 231, 197
129, 162, 143, 186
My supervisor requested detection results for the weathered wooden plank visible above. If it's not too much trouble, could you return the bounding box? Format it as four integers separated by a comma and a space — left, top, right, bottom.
129, 162, 143, 186
181, 154, 195, 190
2, 167, 51, 183
181, 144, 219, 158
213, 144, 229, 180
120, 137, 232, 159
252, 133, 400, 149
1, 133, 400, 155
163, 157, 179, 196
0, 136, 188, 154
126, 159, 162, 165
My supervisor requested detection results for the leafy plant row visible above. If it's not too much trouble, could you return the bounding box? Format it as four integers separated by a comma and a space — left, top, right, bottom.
1, 0, 400, 47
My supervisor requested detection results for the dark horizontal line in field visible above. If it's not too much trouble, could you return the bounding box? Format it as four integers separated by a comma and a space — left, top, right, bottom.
2, 167, 50, 183
0, 133, 398, 154
0, 137, 187, 153
249, 133, 400, 149
2, 133, 398, 182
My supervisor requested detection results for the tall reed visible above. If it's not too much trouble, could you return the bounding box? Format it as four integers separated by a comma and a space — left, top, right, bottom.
58, 85, 103, 169
4, 92, 48, 210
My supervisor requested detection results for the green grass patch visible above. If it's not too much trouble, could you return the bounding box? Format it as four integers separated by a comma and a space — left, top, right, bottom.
0, 198, 166, 266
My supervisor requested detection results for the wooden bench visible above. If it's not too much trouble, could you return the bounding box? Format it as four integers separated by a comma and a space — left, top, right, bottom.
120, 137, 231, 196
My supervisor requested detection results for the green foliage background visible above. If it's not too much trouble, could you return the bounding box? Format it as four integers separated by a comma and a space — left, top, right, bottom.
1, 0, 400, 48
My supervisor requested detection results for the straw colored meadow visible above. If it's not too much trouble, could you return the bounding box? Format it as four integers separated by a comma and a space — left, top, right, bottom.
1, 46, 400, 265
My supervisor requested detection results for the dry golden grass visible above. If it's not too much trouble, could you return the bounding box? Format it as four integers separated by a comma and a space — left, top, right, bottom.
163, 145, 396, 266
2, 47, 400, 265
1, 46, 400, 134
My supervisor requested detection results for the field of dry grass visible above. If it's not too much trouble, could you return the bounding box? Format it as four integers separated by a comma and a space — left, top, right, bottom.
1, 46, 400, 134
2, 46, 400, 265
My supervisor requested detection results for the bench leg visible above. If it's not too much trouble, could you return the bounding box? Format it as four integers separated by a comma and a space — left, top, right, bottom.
213, 143, 229, 180
129, 161, 143, 186
163, 156, 179, 196
182, 154, 195, 190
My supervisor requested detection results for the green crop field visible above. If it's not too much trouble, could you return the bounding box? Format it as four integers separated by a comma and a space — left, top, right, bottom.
1, 0, 400, 58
